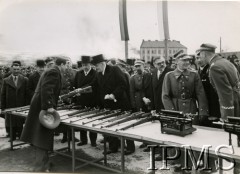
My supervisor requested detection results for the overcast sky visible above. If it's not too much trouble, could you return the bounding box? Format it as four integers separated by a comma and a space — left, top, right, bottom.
0, 0, 239, 62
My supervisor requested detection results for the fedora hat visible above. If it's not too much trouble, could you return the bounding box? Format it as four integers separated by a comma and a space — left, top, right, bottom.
39, 110, 60, 129
91, 54, 105, 65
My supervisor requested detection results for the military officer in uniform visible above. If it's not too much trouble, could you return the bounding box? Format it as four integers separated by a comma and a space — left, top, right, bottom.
130, 60, 152, 112
197, 44, 240, 174
162, 53, 209, 123
197, 44, 240, 121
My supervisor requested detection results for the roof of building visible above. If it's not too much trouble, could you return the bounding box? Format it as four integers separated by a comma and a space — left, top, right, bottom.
140, 40, 187, 49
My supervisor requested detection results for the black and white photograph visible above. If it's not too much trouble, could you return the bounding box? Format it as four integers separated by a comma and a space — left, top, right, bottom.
0, 0, 240, 173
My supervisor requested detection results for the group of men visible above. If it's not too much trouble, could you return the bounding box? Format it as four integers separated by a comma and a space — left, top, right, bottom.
0, 42, 239, 173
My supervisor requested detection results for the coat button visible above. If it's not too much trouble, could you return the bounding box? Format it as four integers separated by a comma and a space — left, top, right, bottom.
183, 103, 185, 106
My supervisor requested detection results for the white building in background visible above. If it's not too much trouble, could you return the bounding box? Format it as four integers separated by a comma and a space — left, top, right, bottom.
140, 40, 187, 62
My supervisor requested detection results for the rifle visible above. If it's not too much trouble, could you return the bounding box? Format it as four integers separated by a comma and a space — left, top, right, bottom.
3, 105, 30, 113
117, 113, 152, 131
92, 111, 131, 127
102, 111, 146, 128
117, 110, 197, 137
82, 109, 122, 125
59, 86, 92, 101
213, 117, 240, 146
60, 107, 92, 120
69, 109, 110, 123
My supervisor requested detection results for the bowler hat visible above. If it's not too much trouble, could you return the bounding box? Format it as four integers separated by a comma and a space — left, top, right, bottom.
126, 58, 135, 66
39, 110, 60, 129
36, 60, 45, 67
116, 59, 127, 67
81, 56, 91, 64
197, 43, 217, 53
91, 54, 105, 65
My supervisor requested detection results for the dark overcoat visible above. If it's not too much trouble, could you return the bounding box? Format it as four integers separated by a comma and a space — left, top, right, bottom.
162, 68, 209, 115
1, 74, 29, 127
130, 72, 153, 111
28, 71, 41, 100
93, 65, 131, 111
74, 68, 97, 107
199, 64, 221, 118
209, 55, 240, 119
21, 66, 62, 151
151, 67, 172, 112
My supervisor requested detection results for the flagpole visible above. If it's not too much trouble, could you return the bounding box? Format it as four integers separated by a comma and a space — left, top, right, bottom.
125, 41, 128, 60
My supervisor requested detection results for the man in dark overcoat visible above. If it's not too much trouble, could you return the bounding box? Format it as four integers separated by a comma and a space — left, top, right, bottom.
151, 57, 172, 113
91, 54, 135, 155
28, 60, 45, 100
196, 53, 221, 127
20, 57, 68, 172
0, 61, 29, 140
74, 56, 98, 147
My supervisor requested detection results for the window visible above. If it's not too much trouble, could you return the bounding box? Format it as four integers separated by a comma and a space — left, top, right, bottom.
152, 50, 156, 54
169, 50, 172, 54
142, 50, 145, 54
147, 50, 150, 54
158, 49, 161, 54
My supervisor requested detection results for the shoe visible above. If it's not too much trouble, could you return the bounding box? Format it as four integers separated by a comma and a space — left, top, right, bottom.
124, 150, 134, 155
8, 136, 16, 142
102, 150, 118, 155
77, 142, 87, 146
143, 147, 150, 152
139, 143, 147, 148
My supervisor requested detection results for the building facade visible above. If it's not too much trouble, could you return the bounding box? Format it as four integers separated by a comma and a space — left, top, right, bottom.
140, 40, 187, 62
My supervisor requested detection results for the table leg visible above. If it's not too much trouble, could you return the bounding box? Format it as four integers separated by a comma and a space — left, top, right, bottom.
71, 127, 75, 172
9, 114, 13, 151
104, 136, 107, 165
67, 129, 71, 152
219, 158, 223, 174
121, 137, 125, 173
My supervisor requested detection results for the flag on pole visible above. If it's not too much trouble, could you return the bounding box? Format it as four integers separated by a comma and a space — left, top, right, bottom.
119, 0, 129, 41
157, 0, 170, 40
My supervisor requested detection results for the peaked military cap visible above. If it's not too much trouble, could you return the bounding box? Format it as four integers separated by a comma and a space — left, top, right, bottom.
12, 60, 21, 67
197, 43, 217, 53
134, 60, 144, 66
173, 50, 184, 59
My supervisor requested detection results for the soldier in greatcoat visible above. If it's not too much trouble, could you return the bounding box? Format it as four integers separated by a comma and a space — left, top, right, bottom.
28, 60, 45, 100
20, 57, 68, 172
74, 56, 98, 147
0, 61, 29, 140
162, 53, 209, 123
91, 54, 135, 155
130, 60, 153, 112
197, 44, 240, 174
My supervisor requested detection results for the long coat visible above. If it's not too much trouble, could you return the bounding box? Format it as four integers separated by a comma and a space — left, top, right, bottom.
21, 66, 62, 151
130, 72, 152, 111
1, 74, 29, 127
93, 65, 131, 111
152, 67, 172, 112
28, 71, 41, 100
162, 68, 209, 115
74, 68, 97, 107
199, 64, 221, 118
209, 55, 240, 119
